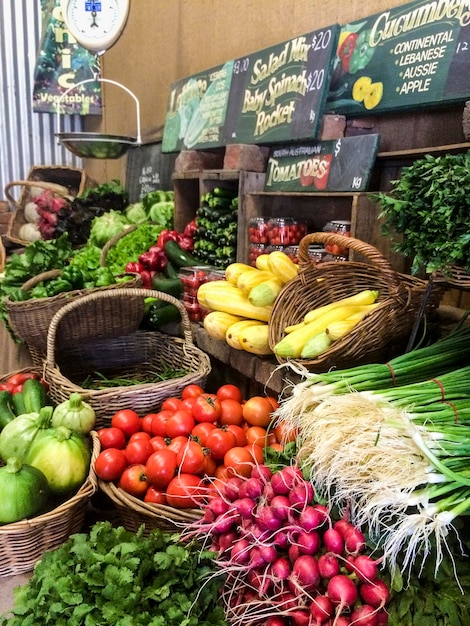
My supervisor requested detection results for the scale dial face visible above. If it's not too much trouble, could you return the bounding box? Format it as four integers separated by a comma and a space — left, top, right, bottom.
61, 0, 130, 53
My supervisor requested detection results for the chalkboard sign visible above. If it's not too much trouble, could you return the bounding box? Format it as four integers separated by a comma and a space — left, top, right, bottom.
125, 142, 177, 203
326, 0, 470, 115
224, 25, 340, 145
162, 62, 234, 153
264, 134, 380, 192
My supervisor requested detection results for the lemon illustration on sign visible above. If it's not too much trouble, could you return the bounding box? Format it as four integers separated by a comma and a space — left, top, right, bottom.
363, 81, 384, 110
352, 76, 372, 102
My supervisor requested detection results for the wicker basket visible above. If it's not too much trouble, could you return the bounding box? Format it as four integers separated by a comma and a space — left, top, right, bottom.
269, 232, 442, 372
98, 479, 203, 533
0, 235, 5, 273
5, 165, 89, 247
43, 288, 212, 426
0, 431, 99, 577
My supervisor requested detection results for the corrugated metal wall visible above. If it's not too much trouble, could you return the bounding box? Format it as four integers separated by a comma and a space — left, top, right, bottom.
0, 0, 83, 199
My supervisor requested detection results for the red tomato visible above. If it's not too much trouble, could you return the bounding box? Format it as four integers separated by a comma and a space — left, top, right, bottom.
268, 442, 284, 452
118, 464, 148, 497
203, 454, 217, 477
176, 440, 206, 475
125, 438, 154, 465
215, 464, 230, 482
141, 413, 159, 435
144, 486, 168, 504
267, 396, 280, 411
111, 409, 142, 438
145, 449, 177, 489
216, 384, 243, 403
97, 427, 126, 450
181, 384, 204, 399
7, 372, 39, 387
180, 397, 197, 412
165, 474, 205, 508
219, 398, 244, 425
242, 396, 273, 427
224, 446, 254, 478
205, 427, 237, 461
246, 443, 264, 465
274, 420, 298, 444
94, 448, 128, 481
191, 422, 217, 446
192, 393, 222, 423
150, 435, 168, 451
226, 424, 248, 447
150, 410, 172, 437
128, 431, 152, 443
161, 396, 183, 412
167, 435, 189, 456
165, 409, 195, 438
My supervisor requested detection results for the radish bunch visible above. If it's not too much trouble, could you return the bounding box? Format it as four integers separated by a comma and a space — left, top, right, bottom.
186, 464, 390, 626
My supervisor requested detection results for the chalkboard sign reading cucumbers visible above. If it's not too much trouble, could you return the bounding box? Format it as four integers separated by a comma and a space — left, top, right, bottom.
224, 25, 340, 144
327, 0, 470, 115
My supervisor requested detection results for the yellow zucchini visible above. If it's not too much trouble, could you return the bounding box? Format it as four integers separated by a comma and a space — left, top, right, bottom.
239, 323, 273, 355
268, 250, 299, 283
255, 254, 272, 271
299, 331, 333, 358
225, 263, 254, 285
237, 269, 278, 294
203, 311, 244, 340
226, 320, 264, 350
303, 289, 379, 324
248, 277, 283, 307
199, 281, 273, 322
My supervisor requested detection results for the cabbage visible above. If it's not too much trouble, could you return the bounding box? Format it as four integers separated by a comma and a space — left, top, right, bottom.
125, 202, 147, 224
89, 211, 131, 248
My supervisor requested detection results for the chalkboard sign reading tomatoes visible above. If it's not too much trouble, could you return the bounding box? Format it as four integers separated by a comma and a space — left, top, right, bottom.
224, 25, 340, 145
264, 134, 380, 193
326, 0, 470, 115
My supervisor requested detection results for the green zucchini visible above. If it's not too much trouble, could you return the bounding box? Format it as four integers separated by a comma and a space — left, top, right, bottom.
163, 240, 199, 268
22, 378, 48, 414
151, 276, 183, 298
164, 261, 180, 279
0, 391, 16, 430
11, 391, 27, 417
148, 303, 181, 328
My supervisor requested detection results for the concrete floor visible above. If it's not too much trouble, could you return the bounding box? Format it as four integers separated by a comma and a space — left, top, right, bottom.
1, 572, 32, 617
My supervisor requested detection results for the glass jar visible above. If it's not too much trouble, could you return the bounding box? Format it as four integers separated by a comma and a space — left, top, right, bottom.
249, 243, 267, 267
266, 217, 308, 246
248, 217, 268, 245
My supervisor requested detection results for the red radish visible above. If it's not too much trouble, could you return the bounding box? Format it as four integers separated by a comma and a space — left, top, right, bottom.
251, 464, 273, 483
266, 617, 288, 626
270, 466, 302, 495
278, 590, 298, 610
288, 543, 301, 564
259, 544, 278, 564
235, 497, 256, 519
376, 609, 389, 625
359, 578, 390, 609
208, 496, 231, 517
309, 594, 334, 624
350, 555, 379, 582
334, 617, 352, 626
317, 553, 340, 579
289, 609, 311, 626
223, 476, 243, 500
273, 529, 289, 549
230, 538, 250, 564
238, 476, 264, 499
323, 528, 344, 554
249, 546, 265, 569
344, 527, 366, 555
217, 529, 238, 552
270, 495, 292, 519
334, 519, 354, 537
257, 505, 283, 531
327, 574, 358, 614
289, 480, 314, 510
272, 557, 292, 581
299, 505, 326, 530
350, 604, 379, 625
297, 529, 321, 555
292, 554, 321, 591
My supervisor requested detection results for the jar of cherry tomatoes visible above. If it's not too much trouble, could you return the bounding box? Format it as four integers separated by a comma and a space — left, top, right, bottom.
248, 217, 268, 245
329, 220, 351, 256
266, 218, 307, 246
249, 243, 267, 267
179, 266, 224, 322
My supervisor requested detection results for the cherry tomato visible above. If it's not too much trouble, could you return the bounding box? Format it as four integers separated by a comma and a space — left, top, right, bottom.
274, 420, 298, 444
181, 384, 204, 399
191, 421, 217, 446
141, 413, 160, 435
224, 446, 253, 478
192, 393, 222, 423
219, 398, 244, 425
144, 486, 168, 504
150, 410, 173, 437
111, 409, 142, 438
167, 435, 189, 456
97, 427, 126, 450
205, 427, 237, 461
150, 435, 168, 451
125, 438, 154, 465
145, 449, 177, 489
165, 474, 205, 508
216, 384, 243, 403
176, 440, 206, 475
94, 448, 128, 481
226, 424, 248, 447
165, 409, 195, 438
161, 396, 183, 412
246, 426, 268, 447
242, 396, 273, 427
118, 464, 148, 497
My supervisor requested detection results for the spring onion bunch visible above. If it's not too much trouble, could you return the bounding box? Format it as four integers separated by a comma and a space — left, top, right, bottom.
275, 364, 470, 578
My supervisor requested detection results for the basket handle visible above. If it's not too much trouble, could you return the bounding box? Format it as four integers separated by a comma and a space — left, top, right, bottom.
4, 180, 74, 209
45, 287, 195, 367
99, 224, 138, 267
298, 232, 405, 300
22, 269, 62, 292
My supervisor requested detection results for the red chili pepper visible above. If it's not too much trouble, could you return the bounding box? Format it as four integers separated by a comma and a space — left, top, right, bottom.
338, 32, 358, 73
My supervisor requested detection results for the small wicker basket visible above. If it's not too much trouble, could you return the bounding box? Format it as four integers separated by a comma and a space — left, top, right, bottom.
43, 288, 212, 426
0, 431, 99, 577
98, 479, 203, 533
269, 232, 442, 372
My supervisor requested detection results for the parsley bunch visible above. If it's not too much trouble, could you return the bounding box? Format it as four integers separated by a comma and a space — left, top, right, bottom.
376, 151, 470, 276
1, 522, 227, 626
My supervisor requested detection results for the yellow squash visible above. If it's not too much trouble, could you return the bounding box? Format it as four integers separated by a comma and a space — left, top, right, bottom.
239, 323, 273, 355
203, 311, 244, 340
226, 320, 264, 350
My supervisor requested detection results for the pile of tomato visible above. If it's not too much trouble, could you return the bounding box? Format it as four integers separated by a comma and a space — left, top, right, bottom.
94, 383, 297, 509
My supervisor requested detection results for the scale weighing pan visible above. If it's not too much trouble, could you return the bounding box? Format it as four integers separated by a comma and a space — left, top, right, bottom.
56, 78, 142, 159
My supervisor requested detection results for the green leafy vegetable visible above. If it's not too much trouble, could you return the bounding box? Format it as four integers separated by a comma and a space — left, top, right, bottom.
89, 211, 131, 248
104, 223, 163, 275
0, 522, 226, 626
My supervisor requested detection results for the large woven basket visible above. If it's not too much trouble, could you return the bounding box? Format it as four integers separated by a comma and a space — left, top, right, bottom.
98, 479, 203, 533
0, 431, 99, 577
269, 232, 442, 372
43, 288, 212, 426
3, 245, 142, 359
5, 165, 89, 247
